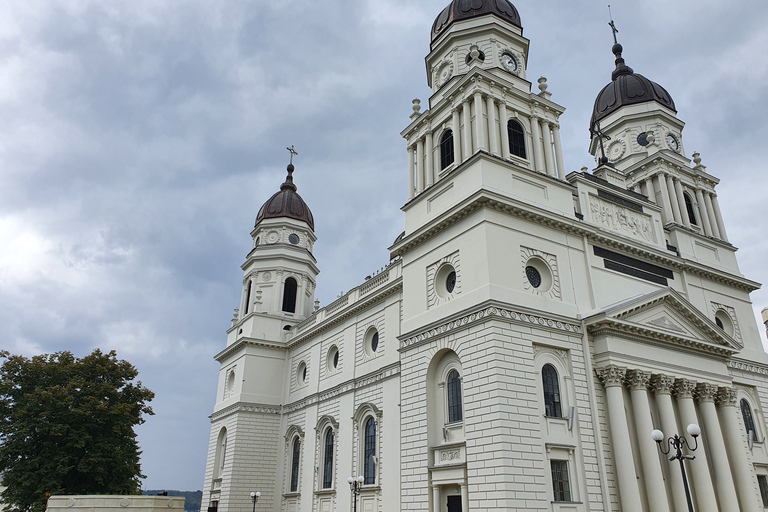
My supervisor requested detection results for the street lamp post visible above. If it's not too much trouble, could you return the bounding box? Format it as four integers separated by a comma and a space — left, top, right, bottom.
651, 423, 701, 512
249, 491, 261, 512
347, 475, 364, 512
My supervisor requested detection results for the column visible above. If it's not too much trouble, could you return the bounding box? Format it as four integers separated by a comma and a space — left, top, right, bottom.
432, 485, 440, 512
530, 116, 544, 173
703, 193, 721, 239
656, 174, 674, 224
666, 175, 683, 224
461, 483, 469, 512
416, 138, 424, 193
486, 96, 499, 156
644, 178, 656, 203
541, 120, 556, 177
674, 379, 718, 512
407, 146, 415, 200
710, 193, 729, 241
425, 131, 434, 188
452, 108, 462, 165
696, 384, 740, 512
674, 179, 691, 228
462, 99, 472, 161
552, 123, 565, 180
652, 374, 689, 512
473, 91, 486, 152
718, 387, 761, 512
499, 102, 510, 160
627, 370, 670, 512
694, 188, 713, 236
597, 366, 643, 512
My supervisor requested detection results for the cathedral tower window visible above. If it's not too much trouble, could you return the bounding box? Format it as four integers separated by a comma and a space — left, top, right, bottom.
290, 436, 301, 492
440, 130, 454, 170
542, 364, 562, 417
363, 417, 377, 485
508, 120, 527, 158
243, 280, 252, 314
213, 427, 227, 483
282, 277, 297, 313
684, 192, 698, 226
322, 428, 334, 489
550, 460, 572, 501
446, 369, 463, 423
741, 399, 758, 440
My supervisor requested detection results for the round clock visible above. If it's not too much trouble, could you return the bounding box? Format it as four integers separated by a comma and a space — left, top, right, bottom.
501, 52, 518, 73
666, 134, 679, 151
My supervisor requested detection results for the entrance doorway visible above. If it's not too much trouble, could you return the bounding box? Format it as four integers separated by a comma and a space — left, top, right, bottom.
447, 495, 462, 512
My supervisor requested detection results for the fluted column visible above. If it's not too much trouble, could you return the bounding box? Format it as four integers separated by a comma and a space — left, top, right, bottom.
499, 102, 510, 160
407, 146, 415, 200
473, 91, 486, 152
486, 96, 499, 156
425, 131, 434, 188
718, 387, 761, 512
696, 384, 740, 511
541, 120, 556, 177
652, 374, 689, 512
703, 193, 721, 239
694, 188, 713, 236
552, 123, 565, 180
666, 175, 683, 224
597, 366, 643, 512
711, 193, 729, 241
416, 138, 424, 193
530, 116, 544, 173
462, 99, 472, 161
644, 178, 656, 203
452, 108, 462, 165
627, 370, 670, 512
674, 379, 718, 512
674, 179, 691, 228
656, 174, 674, 224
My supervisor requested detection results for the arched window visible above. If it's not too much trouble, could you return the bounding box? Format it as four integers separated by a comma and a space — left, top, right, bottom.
282, 277, 297, 313
684, 193, 698, 226
322, 429, 334, 489
363, 417, 376, 484
542, 364, 562, 417
440, 130, 454, 170
290, 436, 301, 492
741, 399, 758, 439
447, 369, 463, 423
213, 427, 227, 481
508, 120, 527, 158
244, 280, 252, 314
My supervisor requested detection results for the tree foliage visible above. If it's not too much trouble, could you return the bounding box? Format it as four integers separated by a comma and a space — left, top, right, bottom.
0, 349, 155, 512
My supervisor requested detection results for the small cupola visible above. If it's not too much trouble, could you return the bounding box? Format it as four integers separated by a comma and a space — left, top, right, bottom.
255, 163, 315, 231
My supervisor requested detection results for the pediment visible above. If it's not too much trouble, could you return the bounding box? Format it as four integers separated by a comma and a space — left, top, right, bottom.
585, 288, 741, 356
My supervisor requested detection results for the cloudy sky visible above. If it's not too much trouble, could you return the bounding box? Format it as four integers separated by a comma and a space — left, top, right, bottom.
1, 0, 767, 491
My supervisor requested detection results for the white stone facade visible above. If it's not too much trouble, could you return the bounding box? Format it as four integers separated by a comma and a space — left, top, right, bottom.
201, 2, 768, 512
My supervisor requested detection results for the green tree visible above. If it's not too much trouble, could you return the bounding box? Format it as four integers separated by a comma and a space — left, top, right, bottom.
0, 349, 155, 512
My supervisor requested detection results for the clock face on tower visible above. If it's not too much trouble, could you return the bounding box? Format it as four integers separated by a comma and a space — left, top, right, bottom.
501, 52, 518, 73
666, 133, 679, 151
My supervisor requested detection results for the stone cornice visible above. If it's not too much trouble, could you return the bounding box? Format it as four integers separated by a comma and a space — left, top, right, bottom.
209, 402, 282, 422
214, 337, 287, 363
727, 358, 768, 376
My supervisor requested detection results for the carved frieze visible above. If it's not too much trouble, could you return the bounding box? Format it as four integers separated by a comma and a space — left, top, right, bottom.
588, 195, 656, 243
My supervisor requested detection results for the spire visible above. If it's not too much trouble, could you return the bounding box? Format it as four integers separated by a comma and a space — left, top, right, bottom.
608, 8, 633, 80
282, 145, 298, 191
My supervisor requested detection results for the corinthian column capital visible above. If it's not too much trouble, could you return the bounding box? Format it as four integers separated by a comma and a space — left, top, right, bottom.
673, 378, 697, 399
625, 369, 651, 391
597, 365, 627, 388
716, 387, 738, 408
695, 383, 718, 403
650, 374, 674, 395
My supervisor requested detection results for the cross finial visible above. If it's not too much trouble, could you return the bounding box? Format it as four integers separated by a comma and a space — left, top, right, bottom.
286, 145, 298, 165
590, 120, 612, 166
608, 5, 619, 45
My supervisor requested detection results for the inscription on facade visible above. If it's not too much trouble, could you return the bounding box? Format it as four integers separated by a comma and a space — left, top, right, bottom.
589, 195, 655, 243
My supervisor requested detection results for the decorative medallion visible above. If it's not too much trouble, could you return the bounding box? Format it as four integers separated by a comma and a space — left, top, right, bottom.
434, 60, 454, 88
607, 139, 626, 161
266, 230, 279, 244
262, 271, 272, 282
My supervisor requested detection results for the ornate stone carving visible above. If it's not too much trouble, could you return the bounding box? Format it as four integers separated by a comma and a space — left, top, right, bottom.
597, 365, 626, 388
588, 195, 655, 243
716, 387, 738, 408
647, 316, 685, 333
695, 383, 718, 403
651, 374, 674, 395
625, 369, 651, 391
673, 378, 697, 399
440, 449, 461, 462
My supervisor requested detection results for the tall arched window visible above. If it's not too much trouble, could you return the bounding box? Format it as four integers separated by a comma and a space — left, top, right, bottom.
542, 364, 562, 417
322, 429, 334, 489
741, 399, 758, 438
508, 120, 527, 158
684, 193, 698, 226
213, 427, 227, 481
282, 277, 297, 313
290, 437, 301, 492
244, 280, 252, 314
440, 130, 454, 170
447, 369, 463, 423
363, 417, 376, 485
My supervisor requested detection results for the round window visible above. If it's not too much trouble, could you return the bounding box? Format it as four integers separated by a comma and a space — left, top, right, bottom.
297, 361, 307, 385
327, 346, 339, 373
289, 234, 300, 245
637, 132, 649, 147
435, 264, 457, 299
364, 328, 379, 357
524, 258, 552, 292
446, 271, 457, 293
525, 266, 542, 288
715, 317, 724, 330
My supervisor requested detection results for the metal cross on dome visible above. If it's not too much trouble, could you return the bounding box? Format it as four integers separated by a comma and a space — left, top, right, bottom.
286, 145, 298, 165
608, 5, 619, 44
590, 120, 611, 166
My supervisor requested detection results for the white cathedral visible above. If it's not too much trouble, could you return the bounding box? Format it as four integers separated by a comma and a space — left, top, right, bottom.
201, 2, 768, 511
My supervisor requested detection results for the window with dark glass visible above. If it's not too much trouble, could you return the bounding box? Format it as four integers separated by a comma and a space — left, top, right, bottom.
716, 316, 724, 330
244, 281, 252, 315
322, 429, 334, 489
758, 475, 768, 507
290, 437, 301, 492
542, 364, 562, 417
684, 193, 698, 226
446, 271, 456, 293
741, 399, 757, 438
447, 369, 463, 423
371, 332, 379, 353
550, 460, 572, 502
508, 120, 527, 158
526, 266, 542, 288
364, 417, 376, 485
440, 130, 454, 170
282, 277, 297, 313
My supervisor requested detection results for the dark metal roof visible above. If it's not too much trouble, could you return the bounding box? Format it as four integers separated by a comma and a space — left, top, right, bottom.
590, 43, 676, 130
255, 164, 315, 231
431, 0, 521, 42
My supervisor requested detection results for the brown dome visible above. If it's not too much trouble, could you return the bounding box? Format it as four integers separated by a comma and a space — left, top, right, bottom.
255, 164, 315, 231
432, 0, 521, 42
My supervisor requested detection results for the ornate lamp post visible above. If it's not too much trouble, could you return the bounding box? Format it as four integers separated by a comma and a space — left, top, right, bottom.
249, 491, 261, 512
347, 475, 364, 512
651, 423, 701, 512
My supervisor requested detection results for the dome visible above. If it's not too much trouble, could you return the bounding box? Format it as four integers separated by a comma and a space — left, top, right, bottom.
590, 43, 676, 130
432, 0, 522, 42
255, 164, 315, 231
